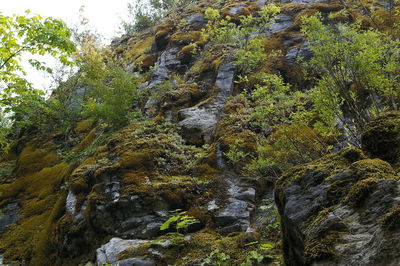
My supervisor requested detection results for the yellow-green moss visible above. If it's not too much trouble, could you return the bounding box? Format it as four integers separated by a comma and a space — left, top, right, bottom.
76, 127, 97, 151
127, 36, 155, 60
346, 178, 378, 208
15, 143, 60, 175
119, 150, 155, 169
380, 205, 400, 231
304, 231, 342, 264
170, 31, 202, 45
0, 162, 70, 265
75, 119, 95, 133
351, 159, 395, 179
135, 53, 158, 69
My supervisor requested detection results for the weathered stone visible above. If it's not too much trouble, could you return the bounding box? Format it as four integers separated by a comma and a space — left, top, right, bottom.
285, 42, 312, 65
215, 62, 236, 101
0, 202, 19, 233
276, 148, 400, 265
117, 258, 155, 266
178, 107, 218, 145
96, 238, 149, 265
266, 15, 293, 36
229, 4, 247, 15
185, 14, 207, 29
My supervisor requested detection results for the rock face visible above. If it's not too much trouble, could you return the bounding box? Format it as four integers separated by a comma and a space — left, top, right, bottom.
275, 115, 400, 265
1, 0, 398, 265
96, 238, 149, 265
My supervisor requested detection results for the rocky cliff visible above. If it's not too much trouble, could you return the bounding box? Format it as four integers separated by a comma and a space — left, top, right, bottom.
0, 0, 399, 265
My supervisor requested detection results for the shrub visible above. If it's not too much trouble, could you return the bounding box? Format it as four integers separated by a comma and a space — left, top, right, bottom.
202, 5, 280, 73
301, 15, 400, 143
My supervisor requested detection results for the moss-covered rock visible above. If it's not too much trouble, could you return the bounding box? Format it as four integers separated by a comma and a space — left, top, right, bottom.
361, 112, 400, 164
276, 146, 400, 266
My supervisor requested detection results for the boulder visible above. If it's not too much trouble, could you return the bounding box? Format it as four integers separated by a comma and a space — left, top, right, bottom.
275, 148, 400, 265
96, 238, 149, 265
361, 112, 400, 164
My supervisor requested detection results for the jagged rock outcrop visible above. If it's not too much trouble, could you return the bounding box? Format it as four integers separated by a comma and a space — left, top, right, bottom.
276, 113, 400, 266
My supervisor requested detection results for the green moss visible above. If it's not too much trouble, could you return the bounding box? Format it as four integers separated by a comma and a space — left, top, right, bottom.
15, 143, 60, 175
350, 159, 395, 179
119, 150, 155, 169
76, 127, 97, 151
361, 112, 400, 164
346, 178, 378, 208
380, 206, 400, 231
135, 53, 157, 69
170, 31, 201, 45
0, 162, 70, 265
75, 119, 95, 133
304, 231, 342, 264
126, 36, 155, 61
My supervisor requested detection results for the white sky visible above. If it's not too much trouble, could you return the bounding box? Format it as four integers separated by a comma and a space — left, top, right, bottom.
2, 0, 134, 92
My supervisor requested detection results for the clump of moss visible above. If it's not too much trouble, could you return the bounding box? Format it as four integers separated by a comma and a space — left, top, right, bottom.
304, 231, 341, 264
170, 30, 202, 45
361, 112, 400, 164
15, 143, 60, 175
350, 159, 395, 179
0, 161, 71, 265
75, 119, 95, 133
380, 205, 400, 231
345, 178, 378, 208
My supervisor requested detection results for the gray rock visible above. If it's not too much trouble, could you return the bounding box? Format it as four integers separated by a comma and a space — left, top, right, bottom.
207, 200, 219, 211
66, 190, 77, 215
0, 202, 19, 233
257, 0, 266, 7
276, 147, 400, 265
215, 62, 236, 101
96, 238, 148, 265
186, 14, 207, 29
147, 48, 181, 89
285, 42, 312, 65
266, 15, 293, 36
178, 106, 218, 144
229, 4, 247, 15
215, 198, 250, 230
117, 258, 155, 266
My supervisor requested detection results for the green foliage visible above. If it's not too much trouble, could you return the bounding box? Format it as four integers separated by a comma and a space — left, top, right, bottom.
202, 5, 280, 73
224, 139, 249, 166
121, 0, 199, 34
202, 249, 231, 266
244, 73, 326, 174
241, 250, 267, 266
0, 10, 75, 150
160, 210, 199, 232
301, 15, 400, 140
83, 63, 141, 129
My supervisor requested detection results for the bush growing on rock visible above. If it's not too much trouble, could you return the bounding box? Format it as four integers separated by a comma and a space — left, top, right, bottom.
301, 14, 400, 144
202, 4, 280, 73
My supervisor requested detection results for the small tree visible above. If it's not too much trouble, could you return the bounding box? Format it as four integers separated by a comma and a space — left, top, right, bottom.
0, 10, 75, 150
301, 15, 400, 143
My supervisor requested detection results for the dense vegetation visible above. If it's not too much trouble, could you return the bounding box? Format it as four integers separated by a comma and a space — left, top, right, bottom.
1, 0, 399, 175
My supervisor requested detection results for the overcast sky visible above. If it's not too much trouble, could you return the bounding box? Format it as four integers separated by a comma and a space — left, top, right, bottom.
3, 0, 134, 91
